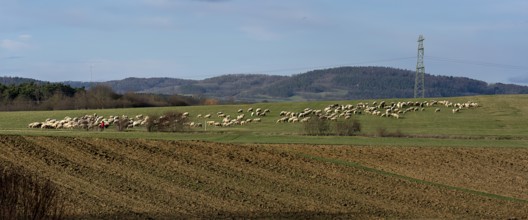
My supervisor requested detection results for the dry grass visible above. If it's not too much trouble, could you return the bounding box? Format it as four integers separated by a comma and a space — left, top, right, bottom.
0, 164, 65, 220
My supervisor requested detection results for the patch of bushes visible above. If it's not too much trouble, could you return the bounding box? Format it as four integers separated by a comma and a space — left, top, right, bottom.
303, 118, 361, 136
0, 164, 65, 220
303, 117, 331, 136
375, 127, 406, 137
114, 117, 131, 132
146, 111, 189, 132
334, 119, 362, 136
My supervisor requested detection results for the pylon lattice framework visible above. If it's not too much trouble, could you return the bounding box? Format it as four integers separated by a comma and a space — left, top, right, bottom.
414, 35, 425, 98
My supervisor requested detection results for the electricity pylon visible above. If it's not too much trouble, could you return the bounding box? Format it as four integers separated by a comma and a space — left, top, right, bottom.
414, 35, 425, 98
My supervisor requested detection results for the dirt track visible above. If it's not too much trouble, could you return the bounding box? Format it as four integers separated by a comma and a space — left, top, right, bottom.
1, 134, 527, 219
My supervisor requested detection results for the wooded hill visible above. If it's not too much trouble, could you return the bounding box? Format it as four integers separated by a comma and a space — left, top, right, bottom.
4, 66, 528, 102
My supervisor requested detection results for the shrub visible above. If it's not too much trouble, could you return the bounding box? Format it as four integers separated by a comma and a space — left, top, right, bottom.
334, 119, 361, 136
0, 164, 65, 220
114, 117, 131, 132
303, 117, 331, 136
375, 127, 406, 137
375, 127, 388, 137
145, 114, 159, 132
146, 111, 189, 132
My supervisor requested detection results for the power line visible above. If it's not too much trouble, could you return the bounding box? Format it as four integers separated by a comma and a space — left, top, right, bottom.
190, 56, 417, 79
241, 56, 526, 76
426, 55, 527, 70
0, 56, 23, 61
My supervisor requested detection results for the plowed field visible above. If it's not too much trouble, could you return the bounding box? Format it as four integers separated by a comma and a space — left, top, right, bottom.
1, 135, 527, 219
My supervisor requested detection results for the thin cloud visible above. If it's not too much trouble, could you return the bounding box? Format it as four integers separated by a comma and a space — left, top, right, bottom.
0, 34, 32, 51
194, 0, 231, 2
142, 0, 181, 8
18, 34, 32, 40
138, 16, 176, 29
240, 26, 281, 41
0, 39, 29, 51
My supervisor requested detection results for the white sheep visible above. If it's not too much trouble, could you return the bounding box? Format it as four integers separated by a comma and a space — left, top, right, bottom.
277, 117, 289, 123
390, 113, 400, 119
300, 117, 310, 123
28, 122, 42, 128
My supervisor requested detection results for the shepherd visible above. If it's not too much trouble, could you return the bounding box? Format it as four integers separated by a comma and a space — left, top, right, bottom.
99, 121, 105, 130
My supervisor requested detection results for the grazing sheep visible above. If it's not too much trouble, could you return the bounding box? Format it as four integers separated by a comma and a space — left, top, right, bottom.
132, 121, 142, 127
390, 113, 400, 119
28, 122, 42, 128
277, 117, 289, 123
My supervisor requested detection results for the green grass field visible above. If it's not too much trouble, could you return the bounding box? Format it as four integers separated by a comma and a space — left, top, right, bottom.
1, 94, 527, 147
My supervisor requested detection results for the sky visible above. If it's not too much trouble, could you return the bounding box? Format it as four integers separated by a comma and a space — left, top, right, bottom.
1, 0, 527, 85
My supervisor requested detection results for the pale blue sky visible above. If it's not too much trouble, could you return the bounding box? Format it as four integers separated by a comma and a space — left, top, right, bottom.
1, 0, 527, 85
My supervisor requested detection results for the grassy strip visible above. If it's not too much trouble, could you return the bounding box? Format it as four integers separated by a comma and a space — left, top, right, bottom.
1, 129, 527, 148
299, 153, 528, 204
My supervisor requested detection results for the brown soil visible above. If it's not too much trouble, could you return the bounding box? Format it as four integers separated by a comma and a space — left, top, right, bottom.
1, 135, 527, 219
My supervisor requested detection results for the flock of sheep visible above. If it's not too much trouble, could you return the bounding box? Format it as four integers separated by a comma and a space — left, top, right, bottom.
200, 107, 268, 128
275, 100, 479, 123
27, 114, 149, 130
27, 99, 479, 130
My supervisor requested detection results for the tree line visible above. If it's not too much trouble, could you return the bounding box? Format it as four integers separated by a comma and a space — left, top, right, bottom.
0, 82, 206, 111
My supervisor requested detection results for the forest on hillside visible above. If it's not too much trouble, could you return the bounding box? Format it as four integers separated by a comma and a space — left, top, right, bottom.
218, 67, 528, 101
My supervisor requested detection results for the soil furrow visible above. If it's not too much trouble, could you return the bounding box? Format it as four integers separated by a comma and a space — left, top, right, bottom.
1, 135, 527, 219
